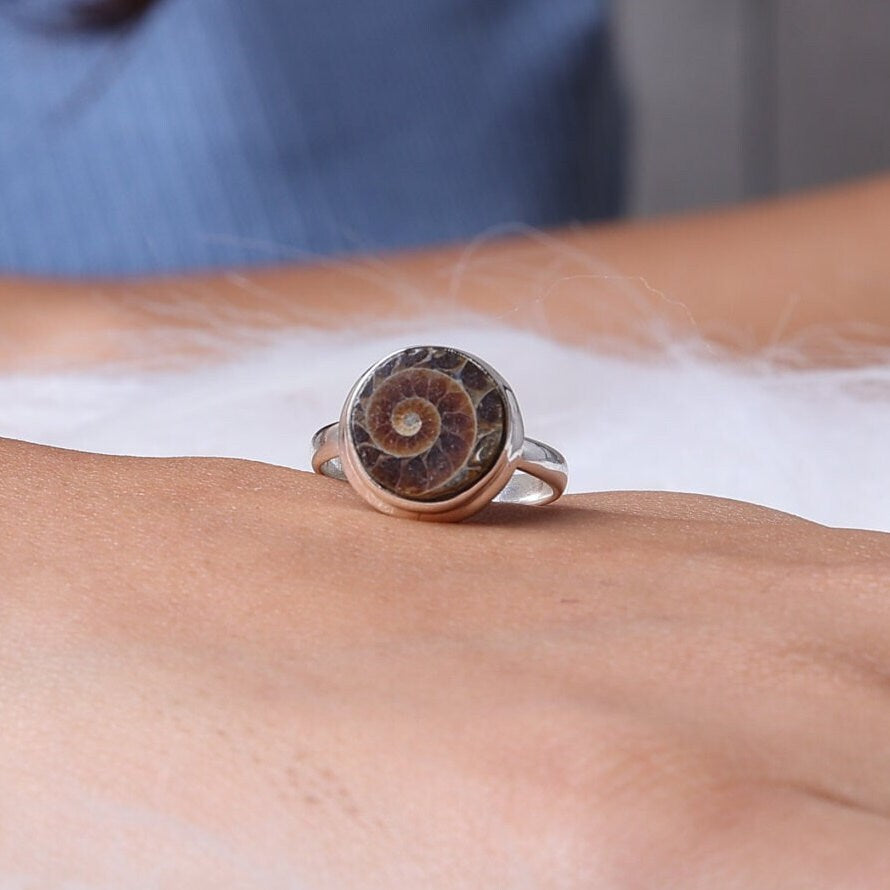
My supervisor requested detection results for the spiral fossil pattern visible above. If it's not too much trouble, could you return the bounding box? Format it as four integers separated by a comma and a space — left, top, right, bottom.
349, 346, 507, 500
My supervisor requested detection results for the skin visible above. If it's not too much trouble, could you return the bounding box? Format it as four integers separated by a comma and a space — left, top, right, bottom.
2, 177, 890, 886
3, 174, 890, 368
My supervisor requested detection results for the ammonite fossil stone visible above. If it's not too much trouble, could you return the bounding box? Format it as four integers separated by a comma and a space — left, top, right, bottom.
348, 346, 507, 500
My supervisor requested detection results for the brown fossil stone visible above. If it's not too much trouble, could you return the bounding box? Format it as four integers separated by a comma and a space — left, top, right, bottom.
349, 346, 507, 500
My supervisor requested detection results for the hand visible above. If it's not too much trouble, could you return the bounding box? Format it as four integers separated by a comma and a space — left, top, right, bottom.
2, 437, 889, 888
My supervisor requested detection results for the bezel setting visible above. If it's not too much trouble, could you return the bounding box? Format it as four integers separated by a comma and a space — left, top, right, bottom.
337, 346, 525, 521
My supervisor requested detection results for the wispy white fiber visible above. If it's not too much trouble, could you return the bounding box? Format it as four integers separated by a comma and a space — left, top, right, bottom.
2, 317, 888, 531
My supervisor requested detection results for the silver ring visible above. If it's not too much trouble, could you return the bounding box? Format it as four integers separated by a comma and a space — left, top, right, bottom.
311, 345, 568, 522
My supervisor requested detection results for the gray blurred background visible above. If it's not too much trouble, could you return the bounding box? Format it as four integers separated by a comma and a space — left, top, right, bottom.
614, 0, 890, 216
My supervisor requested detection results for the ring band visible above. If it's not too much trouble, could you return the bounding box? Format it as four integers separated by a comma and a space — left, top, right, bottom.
310, 345, 568, 521
313, 425, 566, 506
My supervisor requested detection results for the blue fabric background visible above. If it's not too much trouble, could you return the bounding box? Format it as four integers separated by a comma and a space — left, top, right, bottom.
0, 0, 624, 277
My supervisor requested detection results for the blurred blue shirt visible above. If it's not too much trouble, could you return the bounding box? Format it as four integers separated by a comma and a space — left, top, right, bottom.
0, 0, 624, 277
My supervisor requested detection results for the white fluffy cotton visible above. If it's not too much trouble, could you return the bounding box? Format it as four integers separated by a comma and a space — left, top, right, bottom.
2, 316, 888, 531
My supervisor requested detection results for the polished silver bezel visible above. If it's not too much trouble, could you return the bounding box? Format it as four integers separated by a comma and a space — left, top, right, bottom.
337, 346, 525, 522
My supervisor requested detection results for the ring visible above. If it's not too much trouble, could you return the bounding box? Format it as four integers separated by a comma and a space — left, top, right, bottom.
311, 345, 567, 521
